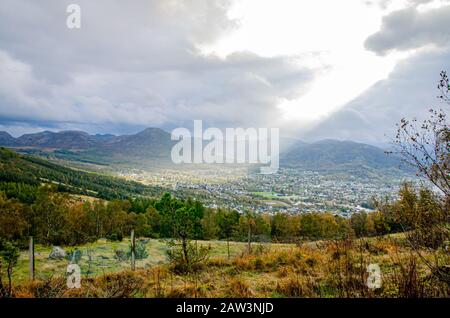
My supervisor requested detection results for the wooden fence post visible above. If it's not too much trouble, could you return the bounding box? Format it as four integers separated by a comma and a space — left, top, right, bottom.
131, 230, 135, 271
29, 236, 35, 281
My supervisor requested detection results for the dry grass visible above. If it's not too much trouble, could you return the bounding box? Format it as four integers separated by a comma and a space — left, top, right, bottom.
9, 235, 450, 298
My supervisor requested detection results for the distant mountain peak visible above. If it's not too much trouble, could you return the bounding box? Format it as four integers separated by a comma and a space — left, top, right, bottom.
135, 127, 169, 135
0, 131, 13, 137
15, 130, 97, 149
0, 131, 16, 146
58, 130, 90, 135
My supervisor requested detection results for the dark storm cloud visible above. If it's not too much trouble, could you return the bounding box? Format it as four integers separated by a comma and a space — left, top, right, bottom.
365, 4, 450, 55
0, 0, 316, 135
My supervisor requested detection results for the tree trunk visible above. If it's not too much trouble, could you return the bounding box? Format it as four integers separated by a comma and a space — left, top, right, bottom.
0, 274, 4, 297
7, 263, 13, 296
130, 230, 135, 271
182, 237, 189, 265
29, 236, 35, 281
96, 214, 100, 237
247, 224, 252, 253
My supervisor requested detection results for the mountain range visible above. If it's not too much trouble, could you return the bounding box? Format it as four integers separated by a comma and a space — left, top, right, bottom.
0, 128, 175, 165
0, 128, 406, 173
0, 128, 171, 149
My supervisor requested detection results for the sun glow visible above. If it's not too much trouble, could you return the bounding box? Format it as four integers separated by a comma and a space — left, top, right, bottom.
199, 0, 410, 127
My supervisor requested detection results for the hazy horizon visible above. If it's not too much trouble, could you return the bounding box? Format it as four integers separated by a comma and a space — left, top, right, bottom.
0, 125, 398, 149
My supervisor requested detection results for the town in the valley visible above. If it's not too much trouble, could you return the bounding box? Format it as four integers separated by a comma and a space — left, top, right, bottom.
117, 166, 414, 217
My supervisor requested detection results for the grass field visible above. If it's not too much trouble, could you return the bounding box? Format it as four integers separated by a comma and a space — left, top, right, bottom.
10, 234, 449, 298
13, 238, 294, 284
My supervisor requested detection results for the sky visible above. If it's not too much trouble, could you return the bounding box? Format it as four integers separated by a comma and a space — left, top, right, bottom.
0, 0, 449, 145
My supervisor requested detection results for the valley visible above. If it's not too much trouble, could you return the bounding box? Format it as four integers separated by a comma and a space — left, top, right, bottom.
115, 166, 413, 216
0, 128, 417, 217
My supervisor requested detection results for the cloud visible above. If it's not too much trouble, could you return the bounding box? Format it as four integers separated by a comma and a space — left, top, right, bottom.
2, 0, 448, 142
365, 4, 450, 55
0, 0, 316, 135
303, 48, 450, 145
299, 1, 450, 145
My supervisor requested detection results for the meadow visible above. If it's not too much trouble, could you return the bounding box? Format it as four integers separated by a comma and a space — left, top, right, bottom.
11, 233, 449, 298
12, 238, 293, 284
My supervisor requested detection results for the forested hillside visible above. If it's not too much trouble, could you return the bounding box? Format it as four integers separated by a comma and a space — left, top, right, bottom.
281, 139, 404, 172
0, 147, 164, 201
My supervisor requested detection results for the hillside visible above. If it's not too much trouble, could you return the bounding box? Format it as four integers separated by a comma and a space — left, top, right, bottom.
15, 131, 98, 149
11, 234, 449, 298
0, 147, 164, 200
86, 127, 175, 162
0, 128, 175, 166
0, 132, 16, 146
281, 139, 405, 173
